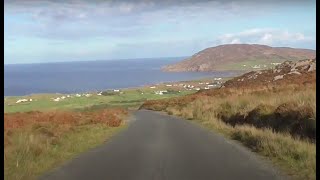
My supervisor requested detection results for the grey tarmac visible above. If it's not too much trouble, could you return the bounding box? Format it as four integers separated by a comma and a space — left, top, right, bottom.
39, 110, 288, 180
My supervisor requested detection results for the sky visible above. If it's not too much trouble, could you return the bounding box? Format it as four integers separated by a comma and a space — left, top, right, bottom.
4, 0, 316, 64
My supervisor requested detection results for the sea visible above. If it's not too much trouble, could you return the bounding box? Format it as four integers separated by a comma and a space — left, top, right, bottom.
4, 57, 238, 96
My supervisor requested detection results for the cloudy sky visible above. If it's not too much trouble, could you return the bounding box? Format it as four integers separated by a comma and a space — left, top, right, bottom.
4, 0, 316, 64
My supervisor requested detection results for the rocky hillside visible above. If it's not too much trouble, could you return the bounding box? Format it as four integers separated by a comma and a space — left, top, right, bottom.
162, 44, 316, 72
221, 58, 316, 89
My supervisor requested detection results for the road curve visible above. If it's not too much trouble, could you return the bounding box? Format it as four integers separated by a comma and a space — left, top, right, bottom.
39, 110, 288, 180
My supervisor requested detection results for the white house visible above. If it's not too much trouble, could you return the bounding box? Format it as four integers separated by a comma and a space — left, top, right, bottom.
53, 97, 60, 102
166, 84, 172, 87
155, 90, 167, 95
16, 99, 28, 103
150, 86, 156, 89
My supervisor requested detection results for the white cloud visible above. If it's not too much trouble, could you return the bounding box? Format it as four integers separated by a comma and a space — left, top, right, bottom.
260, 33, 273, 44
218, 28, 314, 46
230, 38, 241, 44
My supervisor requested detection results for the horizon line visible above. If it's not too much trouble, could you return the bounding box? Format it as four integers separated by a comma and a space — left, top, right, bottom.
4, 56, 191, 65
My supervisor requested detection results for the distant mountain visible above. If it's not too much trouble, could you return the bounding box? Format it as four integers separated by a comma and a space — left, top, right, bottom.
162, 44, 316, 72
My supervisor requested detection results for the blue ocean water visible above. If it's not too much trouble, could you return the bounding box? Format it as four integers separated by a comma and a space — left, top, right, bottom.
4, 57, 236, 96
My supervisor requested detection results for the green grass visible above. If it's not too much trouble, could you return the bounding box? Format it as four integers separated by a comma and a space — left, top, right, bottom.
4, 89, 196, 113
4, 124, 126, 180
215, 58, 286, 71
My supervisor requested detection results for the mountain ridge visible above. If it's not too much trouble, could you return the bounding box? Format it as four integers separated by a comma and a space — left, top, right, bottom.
162, 44, 316, 72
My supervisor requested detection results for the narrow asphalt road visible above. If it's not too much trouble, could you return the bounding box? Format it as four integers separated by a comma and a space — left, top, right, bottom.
39, 110, 287, 180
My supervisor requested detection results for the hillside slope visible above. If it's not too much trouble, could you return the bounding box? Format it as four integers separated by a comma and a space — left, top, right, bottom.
162, 44, 316, 72
141, 58, 316, 180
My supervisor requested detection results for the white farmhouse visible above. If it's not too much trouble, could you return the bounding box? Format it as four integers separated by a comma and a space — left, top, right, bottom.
53, 97, 60, 102
16, 99, 28, 103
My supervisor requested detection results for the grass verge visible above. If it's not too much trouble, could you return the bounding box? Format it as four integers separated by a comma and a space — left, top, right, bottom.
193, 118, 315, 180
4, 109, 128, 180
140, 84, 316, 180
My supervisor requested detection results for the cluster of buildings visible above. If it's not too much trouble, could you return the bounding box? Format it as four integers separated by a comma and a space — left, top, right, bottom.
149, 78, 225, 95
14, 89, 123, 104
51, 93, 92, 102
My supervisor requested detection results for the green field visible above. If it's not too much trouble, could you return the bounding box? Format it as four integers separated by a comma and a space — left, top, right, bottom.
4, 77, 235, 113
215, 55, 309, 71
215, 58, 289, 71
4, 90, 195, 113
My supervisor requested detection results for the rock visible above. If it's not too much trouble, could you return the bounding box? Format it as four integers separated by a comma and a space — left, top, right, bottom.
292, 59, 314, 69
274, 75, 284, 81
290, 68, 296, 72
288, 71, 301, 75
273, 69, 281, 73
308, 63, 316, 72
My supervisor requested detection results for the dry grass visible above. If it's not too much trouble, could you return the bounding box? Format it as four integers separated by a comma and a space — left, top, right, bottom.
140, 83, 316, 180
4, 108, 128, 180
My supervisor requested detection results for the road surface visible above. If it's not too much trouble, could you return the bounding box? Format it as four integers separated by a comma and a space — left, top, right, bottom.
39, 110, 288, 180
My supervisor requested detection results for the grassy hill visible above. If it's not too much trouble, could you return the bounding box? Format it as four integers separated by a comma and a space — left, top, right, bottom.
162, 44, 316, 72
